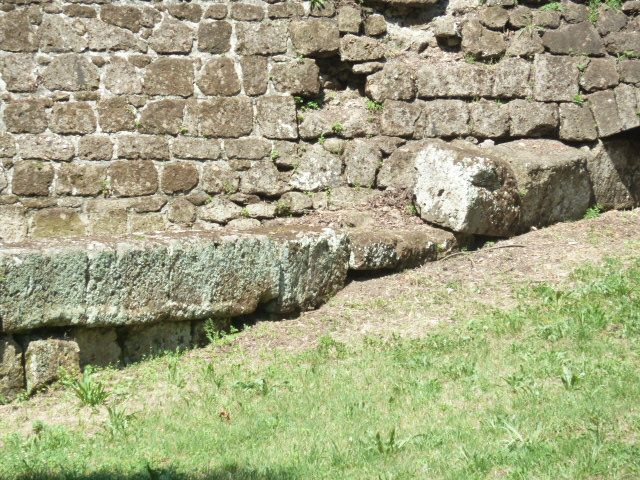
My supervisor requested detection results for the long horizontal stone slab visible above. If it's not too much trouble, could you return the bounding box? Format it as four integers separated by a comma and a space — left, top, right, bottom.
0, 227, 350, 333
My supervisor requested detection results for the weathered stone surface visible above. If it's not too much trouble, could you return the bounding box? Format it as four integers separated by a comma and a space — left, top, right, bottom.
272, 59, 320, 96
172, 137, 221, 160
98, 97, 136, 133
237, 22, 288, 55
117, 135, 170, 160
619, 60, 640, 84
559, 103, 598, 142
338, 5, 362, 33
84, 18, 146, 52
299, 94, 379, 139
588, 90, 623, 137
0, 335, 24, 402
149, 18, 194, 54
377, 143, 419, 190
50, 102, 97, 135
225, 138, 271, 160
39, 15, 87, 53
11, 160, 53, 196
74, 328, 122, 367
0, 10, 37, 53
480, 6, 509, 29
364, 14, 387, 37
380, 100, 421, 137
417, 100, 469, 138
0, 206, 27, 243
32, 208, 86, 239
417, 61, 494, 98
469, 100, 510, 138
108, 160, 159, 197
161, 162, 199, 194
343, 139, 381, 188
256, 96, 298, 140
144, 58, 194, 97
199, 98, 253, 138
597, 9, 628, 36
139, 100, 186, 136
241, 56, 268, 96
340, 35, 385, 62
18, 135, 75, 162
168, 197, 197, 225
42, 54, 100, 91
413, 140, 520, 236
604, 32, 640, 55
493, 57, 532, 98
347, 225, 455, 271
493, 139, 592, 231
79, 136, 114, 161
506, 28, 544, 58
199, 197, 242, 223
0, 134, 16, 158
56, 163, 107, 196
0, 54, 37, 92
588, 136, 640, 210
197, 58, 241, 96
101, 5, 143, 32
268, 2, 305, 19
580, 58, 619, 92
542, 22, 605, 56
366, 60, 416, 101
461, 20, 506, 59
290, 19, 340, 57
290, 144, 342, 191
122, 322, 191, 364
198, 20, 232, 53
533, 54, 580, 102
615, 84, 640, 132
240, 161, 285, 196
169, 3, 203, 22
25, 339, 80, 393
4, 100, 48, 134
509, 100, 558, 137
201, 162, 239, 194
105, 57, 143, 94
231, 3, 264, 21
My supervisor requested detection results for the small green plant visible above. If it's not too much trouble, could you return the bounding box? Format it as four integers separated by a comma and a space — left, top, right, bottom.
318, 133, 326, 145
572, 93, 586, 105
275, 199, 292, 217
166, 351, 185, 388
365, 99, 384, 111
104, 406, 135, 438
584, 203, 604, 219
179, 125, 188, 135
61, 366, 109, 407
240, 207, 250, 218
222, 180, 237, 194
560, 366, 581, 390
309, 0, 326, 9
405, 203, 418, 216
295, 96, 322, 111
464, 53, 477, 64
540, 2, 564, 11
270, 149, 280, 161
331, 122, 344, 135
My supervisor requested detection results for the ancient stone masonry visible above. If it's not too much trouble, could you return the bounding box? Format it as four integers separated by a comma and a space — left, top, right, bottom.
1, 0, 640, 400
0, 0, 637, 241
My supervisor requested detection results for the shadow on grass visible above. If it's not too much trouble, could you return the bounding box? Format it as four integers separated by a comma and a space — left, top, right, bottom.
13, 463, 300, 480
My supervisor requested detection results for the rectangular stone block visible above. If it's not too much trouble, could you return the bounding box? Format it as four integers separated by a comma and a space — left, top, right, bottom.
74, 328, 122, 367
509, 100, 558, 137
588, 90, 623, 137
533, 54, 580, 102
0, 335, 25, 402
256, 96, 299, 140
198, 98, 254, 138
236, 21, 288, 55
417, 100, 469, 137
417, 62, 493, 98
559, 103, 598, 142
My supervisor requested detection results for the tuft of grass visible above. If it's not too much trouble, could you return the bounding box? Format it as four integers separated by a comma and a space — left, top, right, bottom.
2, 259, 640, 478
365, 99, 384, 111
60, 366, 109, 407
540, 1, 564, 11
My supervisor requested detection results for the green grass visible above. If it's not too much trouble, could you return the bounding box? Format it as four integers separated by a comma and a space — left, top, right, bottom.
2, 259, 640, 479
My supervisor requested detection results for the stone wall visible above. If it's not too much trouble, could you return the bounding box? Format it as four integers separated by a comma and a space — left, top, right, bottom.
0, 0, 639, 241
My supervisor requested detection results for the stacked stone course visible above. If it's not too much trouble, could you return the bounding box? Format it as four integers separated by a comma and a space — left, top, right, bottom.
0, 0, 638, 242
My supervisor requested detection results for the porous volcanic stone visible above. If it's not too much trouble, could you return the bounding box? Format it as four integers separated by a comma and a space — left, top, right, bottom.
413, 140, 520, 236
25, 339, 80, 393
0, 335, 25, 402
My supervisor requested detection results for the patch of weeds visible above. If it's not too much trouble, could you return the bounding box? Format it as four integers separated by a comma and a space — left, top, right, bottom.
540, 1, 564, 10
233, 378, 269, 396
464, 53, 477, 64
318, 133, 326, 145
166, 351, 185, 388
331, 122, 344, 135
295, 96, 322, 112
365, 99, 384, 111
560, 365, 583, 390
240, 207, 250, 218
309, 0, 326, 10
584, 203, 604, 219
60, 366, 109, 407
316, 335, 348, 359
275, 199, 292, 217
270, 149, 280, 161
572, 93, 586, 105
404, 203, 418, 216
104, 406, 135, 438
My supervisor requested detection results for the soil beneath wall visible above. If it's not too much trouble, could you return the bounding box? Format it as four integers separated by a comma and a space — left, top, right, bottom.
1, 208, 639, 438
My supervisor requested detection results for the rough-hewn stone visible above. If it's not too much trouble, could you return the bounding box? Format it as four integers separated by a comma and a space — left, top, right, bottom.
199, 98, 253, 138
237, 22, 288, 55
12, 161, 54, 196
197, 58, 241, 96
340, 34, 385, 62
39, 15, 87, 53
31, 208, 86, 239
50, 103, 97, 135
0, 10, 37, 53
74, 328, 122, 367
139, 100, 186, 135
588, 90, 623, 137
344, 139, 381, 188
461, 20, 506, 59
559, 103, 598, 142
533, 54, 580, 102
42, 54, 100, 91
580, 58, 620, 92
290, 19, 340, 57
417, 100, 469, 138
149, 18, 194, 54
256, 96, 298, 140
272, 59, 320, 96
542, 22, 605, 56
4, 100, 48, 134
56, 163, 107, 197
0, 54, 37, 92
144, 58, 194, 97
0, 336, 25, 402
290, 144, 342, 191
108, 160, 159, 197
509, 100, 559, 137
413, 140, 520, 236
25, 339, 80, 393
161, 162, 199, 194
98, 97, 136, 133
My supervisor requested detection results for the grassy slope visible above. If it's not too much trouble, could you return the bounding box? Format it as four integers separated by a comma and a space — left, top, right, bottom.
1, 258, 640, 479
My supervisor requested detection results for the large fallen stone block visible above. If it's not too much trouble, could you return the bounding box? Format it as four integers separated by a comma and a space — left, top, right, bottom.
413, 140, 521, 236
0, 335, 24, 402
347, 226, 457, 271
0, 228, 349, 333
25, 339, 80, 393
588, 135, 640, 210
492, 140, 593, 231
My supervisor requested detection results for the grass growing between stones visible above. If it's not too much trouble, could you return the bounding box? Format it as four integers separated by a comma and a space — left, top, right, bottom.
2, 258, 640, 479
